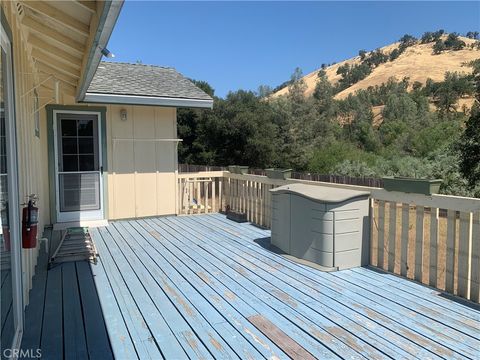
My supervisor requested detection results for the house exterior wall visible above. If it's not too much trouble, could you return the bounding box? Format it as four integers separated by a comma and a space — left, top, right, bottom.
105, 105, 178, 219
2, 1, 179, 308
2, 1, 51, 304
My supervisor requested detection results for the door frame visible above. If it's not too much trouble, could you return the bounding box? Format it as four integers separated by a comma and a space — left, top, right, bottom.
46, 105, 108, 224
1, 14, 24, 351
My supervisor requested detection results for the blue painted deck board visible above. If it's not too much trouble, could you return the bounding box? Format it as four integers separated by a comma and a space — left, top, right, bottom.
40, 265, 63, 360
168, 216, 441, 360
20, 228, 113, 359
119, 220, 289, 360
155, 217, 388, 359
187, 214, 479, 358
88, 235, 139, 359
27, 214, 478, 359
129, 219, 338, 360
62, 262, 88, 359
111, 222, 256, 358
162, 217, 450, 358
75, 261, 114, 360
97, 224, 214, 359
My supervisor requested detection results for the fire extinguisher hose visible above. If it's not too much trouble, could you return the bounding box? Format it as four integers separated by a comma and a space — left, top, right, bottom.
27, 200, 32, 231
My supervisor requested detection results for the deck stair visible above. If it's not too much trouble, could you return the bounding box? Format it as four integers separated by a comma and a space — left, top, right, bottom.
49, 227, 97, 267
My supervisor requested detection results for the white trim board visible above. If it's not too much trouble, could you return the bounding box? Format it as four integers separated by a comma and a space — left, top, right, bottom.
53, 220, 109, 231
83, 92, 214, 109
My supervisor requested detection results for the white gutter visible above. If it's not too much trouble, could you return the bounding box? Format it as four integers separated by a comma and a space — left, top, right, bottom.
76, 0, 124, 101
83, 92, 214, 109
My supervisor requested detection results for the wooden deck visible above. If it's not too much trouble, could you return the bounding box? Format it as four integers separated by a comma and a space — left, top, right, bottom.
87, 214, 478, 360
20, 229, 113, 359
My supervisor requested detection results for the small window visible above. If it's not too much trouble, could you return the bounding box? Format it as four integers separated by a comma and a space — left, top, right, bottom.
34, 89, 39, 138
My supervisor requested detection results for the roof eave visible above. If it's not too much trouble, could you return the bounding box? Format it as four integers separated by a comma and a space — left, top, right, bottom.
76, 0, 124, 102
82, 93, 214, 109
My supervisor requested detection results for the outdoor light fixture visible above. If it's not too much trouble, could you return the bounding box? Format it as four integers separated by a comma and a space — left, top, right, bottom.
120, 109, 127, 121
101, 47, 115, 58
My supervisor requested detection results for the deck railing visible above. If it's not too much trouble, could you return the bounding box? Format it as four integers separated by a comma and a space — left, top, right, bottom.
176, 171, 480, 303
177, 171, 224, 215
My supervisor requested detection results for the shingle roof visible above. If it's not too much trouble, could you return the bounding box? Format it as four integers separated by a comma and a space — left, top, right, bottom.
87, 62, 213, 101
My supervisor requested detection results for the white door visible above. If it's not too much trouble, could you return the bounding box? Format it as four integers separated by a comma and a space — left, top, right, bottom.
1, 21, 24, 353
54, 111, 104, 223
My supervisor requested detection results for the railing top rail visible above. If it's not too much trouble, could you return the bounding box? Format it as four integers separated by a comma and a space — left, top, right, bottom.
223, 172, 480, 212
177, 171, 226, 179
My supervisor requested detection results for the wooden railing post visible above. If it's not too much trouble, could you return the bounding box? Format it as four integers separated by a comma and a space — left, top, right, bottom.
471, 212, 480, 302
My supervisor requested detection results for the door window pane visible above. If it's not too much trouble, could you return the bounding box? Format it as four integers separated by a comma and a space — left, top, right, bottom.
79, 155, 94, 171
61, 119, 77, 136
78, 138, 93, 154
78, 120, 93, 136
62, 138, 77, 155
62, 155, 78, 171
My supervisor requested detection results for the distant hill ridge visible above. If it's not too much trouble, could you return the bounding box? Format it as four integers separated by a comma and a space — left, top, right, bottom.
271, 33, 480, 102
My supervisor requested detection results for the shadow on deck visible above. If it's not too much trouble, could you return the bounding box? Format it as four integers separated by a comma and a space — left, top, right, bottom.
20, 229, 112, 359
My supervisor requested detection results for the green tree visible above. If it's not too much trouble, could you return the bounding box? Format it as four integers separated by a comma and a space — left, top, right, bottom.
458, 106, 480, 187
466, 31, 479, 39
287, 67, 307, 103
444, 33, 466, 50
421, 31, 434, 44
433, 39, 446, 54
458, 60, 480, 187
399, 34, 417, 47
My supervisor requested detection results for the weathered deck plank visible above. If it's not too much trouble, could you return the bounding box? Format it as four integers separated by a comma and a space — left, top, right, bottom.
175, 216, 454, 359
112, 221, 275, 359
81, 213, 479, 360
194, 214, 479, 358
62, 262, 88, 359
156, 217, 398, 359
20, 229, 113, 359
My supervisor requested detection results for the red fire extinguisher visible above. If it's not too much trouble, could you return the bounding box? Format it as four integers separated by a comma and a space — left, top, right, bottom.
22, 196, 39, 249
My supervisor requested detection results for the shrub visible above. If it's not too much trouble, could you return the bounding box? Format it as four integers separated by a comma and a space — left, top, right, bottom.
433, 39, 446, 54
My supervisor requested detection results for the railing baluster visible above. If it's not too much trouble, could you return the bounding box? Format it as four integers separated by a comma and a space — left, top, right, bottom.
445, 209, 456, 293
188, 180, 193, 215
248, 181, 255, 222
377, 200, 385, 269
457, 211, 472, 298
429, 207, 439, 287
471, 212, 480, 302
219, 178, 223, 212
400, 203, 409, 277
388, 202, 397, 273
415, 205, 424, 282
212, 178, 216, 212
260, 182, 264, 227
205, 180, 209, 214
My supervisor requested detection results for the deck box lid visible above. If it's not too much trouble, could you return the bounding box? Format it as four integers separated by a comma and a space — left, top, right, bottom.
270, 183, 370, 203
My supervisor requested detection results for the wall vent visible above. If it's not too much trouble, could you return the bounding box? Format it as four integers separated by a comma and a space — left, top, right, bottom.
15, 2, 25, 19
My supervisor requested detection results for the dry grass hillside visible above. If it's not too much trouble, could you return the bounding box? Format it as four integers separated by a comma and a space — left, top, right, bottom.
272, 36, 480, 103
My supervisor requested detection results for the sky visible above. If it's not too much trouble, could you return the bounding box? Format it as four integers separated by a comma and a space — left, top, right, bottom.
106, 1, 480, 97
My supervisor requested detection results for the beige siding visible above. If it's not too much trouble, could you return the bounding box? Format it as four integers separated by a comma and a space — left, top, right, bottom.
2, 2, 180, 307
2, 2, 51, 305
107, 105, 178, 219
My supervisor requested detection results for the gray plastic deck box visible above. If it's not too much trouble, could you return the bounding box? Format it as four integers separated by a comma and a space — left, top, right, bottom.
270, 184, 370, 270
